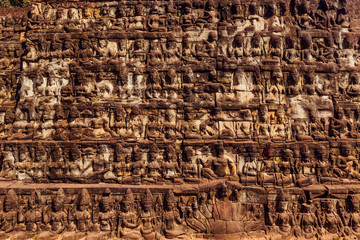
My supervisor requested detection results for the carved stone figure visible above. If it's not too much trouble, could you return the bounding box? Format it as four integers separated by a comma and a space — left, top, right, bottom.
140, 189, 162, 240
118, 188, 141, 239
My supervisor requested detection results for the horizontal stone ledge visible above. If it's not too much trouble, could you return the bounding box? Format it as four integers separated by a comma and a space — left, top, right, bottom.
1, 139, 360, 145
1, 180, 360, 198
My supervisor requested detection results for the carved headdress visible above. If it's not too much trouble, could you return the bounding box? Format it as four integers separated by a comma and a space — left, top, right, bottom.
122, 188, 134, 205
29, 190, 41, 207
4, 189, 18, 211
100, 188, 113, 211
142, 189, 153, 208
165, 189, 176, 204
78, 188, 91, 207
276, 189, 288, 202
53, 188, 65, 208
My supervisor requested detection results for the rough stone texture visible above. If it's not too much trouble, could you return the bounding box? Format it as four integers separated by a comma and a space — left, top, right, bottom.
0, 0, 359, 239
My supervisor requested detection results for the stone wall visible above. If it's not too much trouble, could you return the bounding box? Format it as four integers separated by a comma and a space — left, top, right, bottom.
0, 0, 359, 238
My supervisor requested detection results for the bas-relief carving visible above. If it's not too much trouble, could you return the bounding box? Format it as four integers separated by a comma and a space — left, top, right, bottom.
0, 0, 360, 238
0, 184, 359, 240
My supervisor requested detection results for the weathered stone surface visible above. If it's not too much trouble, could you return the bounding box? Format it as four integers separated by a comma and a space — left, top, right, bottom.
0, 0, 359, 238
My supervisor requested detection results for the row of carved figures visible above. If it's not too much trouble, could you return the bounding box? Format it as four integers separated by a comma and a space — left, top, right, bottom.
0, 185, 359, 239
0, 141, 359, 184
4, 101, 360, 142
16, 66, 360, 101
20, 31, 359, 67
24, 0, 349, 32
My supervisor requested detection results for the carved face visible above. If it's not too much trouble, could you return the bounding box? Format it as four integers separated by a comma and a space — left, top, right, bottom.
335, 109, 344, 119
167, 202, 175, 210
64, 40, 72, 50
53, 202, 63, 212
56, 9, 65, 20
323, 201, 334, 213
342, 148, 350, 157
68, 9, 76, 19
143, 203, 151, 211
123, 202, 132, 212
81, 39, 91, 49
84, 8, 92, 18
102, 202, 111, 212
150, 41, 160, 50
251, 36, 260, 48
167, 41, 176, 49
259, 107, 268, 123
184, 148, 193, 160
134, 40, 143, 50
277, 201, 288, 212
78, 204, 86, 211
99, 39, 108, 48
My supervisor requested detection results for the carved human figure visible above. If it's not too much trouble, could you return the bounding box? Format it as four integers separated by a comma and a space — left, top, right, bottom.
122, 145, 145, 184
195, 32, 217, 60
132, 70, 145, 99
146, 70, 162, 99
346, 73, 360, 101
235, 110, 253, 140
318, 199, 344, 239
163, 145, 180, 182
145, 144, 162, 183
163, 190, 185, 238
291, 119, 312, 141
181, 1, 196, 31
0, 189, 18, 233
22, 39, 39, 69
333, 143, 358, 179
269, 35, 282, 61
181, 146, 199, 182
313, 145, 332, 183
255, 105, 270, 140
98, 188, 116, 233
200, 0, 219, 27
165, 35, 180, 65
271, 106, 289, 141
268, 190, 295, 238
140, 189, 162, 240
284, 36, 300, 64
245, 32, 262, 66
131, 37, 146, 66
241, 145, 259, 185
309, 109, 328, 141
202, 143, 237, 180
148, 39, 163, 66
129, 4, 146, 31
89, 107, 117, 139
329, 105, 352, 139
48, 188, 67, 234
23, 190, 43, 232
112, 106, 126, 137
298, 201, 318, 239
118, 189, 141, 239
228, 34, 244, 65
0, 150, 15, 179
72, 189, 92, 232
162, 109, 178, 139
293, 0, 314, 29
148, 1, 163, 32
346, 195, 360, 238
276, 149, 294, 187
300, 33, 316, 64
